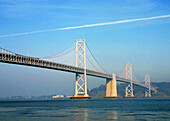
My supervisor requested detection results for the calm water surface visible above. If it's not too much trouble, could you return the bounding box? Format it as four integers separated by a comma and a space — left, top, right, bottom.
0, 98, 169, 121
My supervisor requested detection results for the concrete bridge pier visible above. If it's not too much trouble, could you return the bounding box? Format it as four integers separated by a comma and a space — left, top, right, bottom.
105, 73, 118, 98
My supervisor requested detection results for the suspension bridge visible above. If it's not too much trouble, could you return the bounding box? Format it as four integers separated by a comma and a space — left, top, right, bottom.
0, 39, 156, 99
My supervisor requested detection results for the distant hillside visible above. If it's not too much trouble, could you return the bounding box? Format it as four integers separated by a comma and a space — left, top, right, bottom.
88, 82, 170, 98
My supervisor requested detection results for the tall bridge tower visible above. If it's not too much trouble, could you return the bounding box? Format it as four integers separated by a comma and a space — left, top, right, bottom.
125, 63, 134, 97
70, 39, 91, 99
145, 74, 151, 97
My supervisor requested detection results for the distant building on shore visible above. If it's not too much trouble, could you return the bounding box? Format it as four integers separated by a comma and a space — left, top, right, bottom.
66, 96, 72, 98
52, 95, 64, 98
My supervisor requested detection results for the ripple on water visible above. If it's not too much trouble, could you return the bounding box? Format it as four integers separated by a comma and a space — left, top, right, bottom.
0, 98, 169, 121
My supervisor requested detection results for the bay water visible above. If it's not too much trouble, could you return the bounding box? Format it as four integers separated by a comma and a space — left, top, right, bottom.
0, 98, 169, 121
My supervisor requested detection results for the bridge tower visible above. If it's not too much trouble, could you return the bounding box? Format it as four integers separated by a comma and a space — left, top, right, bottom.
70, 39, 91, 99
145, 74, 151, 97
125, 63, 134, 97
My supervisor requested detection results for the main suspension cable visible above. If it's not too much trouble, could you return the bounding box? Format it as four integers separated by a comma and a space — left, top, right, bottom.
85, 43, 107, 73
41, 47, 76, 59
40, 42, 75, 59
0, 47, 23, 56
86, 56, 100, 72
117, 65, 126, 76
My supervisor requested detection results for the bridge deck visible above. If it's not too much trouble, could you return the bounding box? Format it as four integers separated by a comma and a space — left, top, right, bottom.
0, 52, 156, 91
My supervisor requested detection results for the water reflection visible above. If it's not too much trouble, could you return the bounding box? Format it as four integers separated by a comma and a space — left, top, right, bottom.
70, 108, 119, 120
71, 108, 88, 121
106, 111, 118, 120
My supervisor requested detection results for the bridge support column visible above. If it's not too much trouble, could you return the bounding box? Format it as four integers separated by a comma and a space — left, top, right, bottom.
125, 63, 134, 98
70, 39, 92, 99
125, 84, 134, 98
145, 74, 151, 97
105, 73, 118, 98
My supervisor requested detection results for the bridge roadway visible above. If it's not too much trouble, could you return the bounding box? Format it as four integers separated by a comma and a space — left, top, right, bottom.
0, 52, 156, 91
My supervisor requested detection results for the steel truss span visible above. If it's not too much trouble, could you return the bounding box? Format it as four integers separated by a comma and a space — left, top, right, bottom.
0, 52, 156, 92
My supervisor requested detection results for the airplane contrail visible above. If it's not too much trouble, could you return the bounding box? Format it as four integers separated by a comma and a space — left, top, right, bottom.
0, 14, 170, 37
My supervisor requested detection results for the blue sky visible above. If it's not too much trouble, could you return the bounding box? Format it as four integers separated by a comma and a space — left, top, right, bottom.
0, 0, 170, 97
